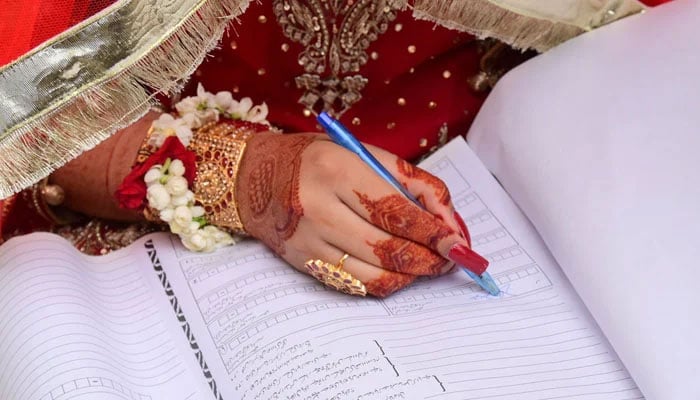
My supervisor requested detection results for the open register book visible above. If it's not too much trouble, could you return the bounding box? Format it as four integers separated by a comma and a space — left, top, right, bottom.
1, 1, 698, 399
0, 136, 653, 400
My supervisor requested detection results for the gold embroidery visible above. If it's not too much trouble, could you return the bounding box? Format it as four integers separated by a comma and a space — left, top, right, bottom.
469, 39, 537, 93
272, 0, 402, 116
417, 123, 450, 162
54, 220, 159, 255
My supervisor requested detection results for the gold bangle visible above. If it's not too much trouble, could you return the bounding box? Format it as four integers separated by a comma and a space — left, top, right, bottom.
116, 86, 273, 253
189, 121, 260, 236
27, 178, 73, 225
134, 120, 263, 235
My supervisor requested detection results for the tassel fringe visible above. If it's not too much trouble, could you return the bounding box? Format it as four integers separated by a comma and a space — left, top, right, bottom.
0, 0, 251, 199
411, 0, 586, 52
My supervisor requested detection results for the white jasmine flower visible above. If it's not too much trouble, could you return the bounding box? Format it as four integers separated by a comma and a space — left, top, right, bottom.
146, 184, 170, 210
186, 220, 201, 234
169, 221, 183, 234
180, 112, 201, 130
144, 167, 162, 185
146, 131, 166, 148
196, 82, 216, 102
203, 236, 217, 252
182, 232, 208, 251
193, 108, 219, 129
165, 175, 188, 196
159, 207, 175, 222
191, 206, 205, 218
202, 225, 217, 234
245, 103, 269, 124
175, 84, 219, 128
227, 97, 253, 119
149, 85, 262, 253
171, 191, 191, 207
174, 96, 199, 116
203, 225, 235, 248
175, 84, 209, 113
213, 91, 234, 111
169, 219, 198, 235
202, 225, 220, 236
173, 205, 193, 227
168, 159, 185, 177
152, 113, 194, 146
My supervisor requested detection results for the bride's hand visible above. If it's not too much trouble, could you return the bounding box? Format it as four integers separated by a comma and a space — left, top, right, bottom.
236, 132, 479, 297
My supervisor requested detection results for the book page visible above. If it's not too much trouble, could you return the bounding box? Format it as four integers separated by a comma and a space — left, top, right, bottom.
149, 137, 644, 400
0, 234, 215, 400
467, 2, 700, 399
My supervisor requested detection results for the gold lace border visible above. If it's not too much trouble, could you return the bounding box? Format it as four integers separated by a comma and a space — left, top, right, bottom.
0, 0, 253, 199
410, 0, 646, 52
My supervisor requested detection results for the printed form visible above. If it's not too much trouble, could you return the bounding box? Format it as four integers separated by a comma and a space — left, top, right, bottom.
151, 137, 643, 400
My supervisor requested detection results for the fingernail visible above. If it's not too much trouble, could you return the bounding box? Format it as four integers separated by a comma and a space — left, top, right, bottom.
453, 211, 471, 248
448, 244, 489, 275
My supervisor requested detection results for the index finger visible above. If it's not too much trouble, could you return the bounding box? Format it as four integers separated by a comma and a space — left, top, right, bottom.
336, 174, 488, 276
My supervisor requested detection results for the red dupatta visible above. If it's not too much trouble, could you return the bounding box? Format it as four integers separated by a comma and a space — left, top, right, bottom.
0, 0, 115, 66
0, 0, 113, 237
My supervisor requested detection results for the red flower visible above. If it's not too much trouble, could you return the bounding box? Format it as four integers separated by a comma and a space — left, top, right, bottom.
115, 182, 147, 210
114, 137, 197, 210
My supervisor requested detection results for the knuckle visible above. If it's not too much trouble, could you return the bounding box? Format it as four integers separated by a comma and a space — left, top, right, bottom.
305, 142, 344, 179
308, 211, 337, 236
288, 236, 313, 257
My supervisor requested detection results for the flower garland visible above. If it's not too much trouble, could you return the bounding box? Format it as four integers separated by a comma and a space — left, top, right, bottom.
115, 84, 270, 252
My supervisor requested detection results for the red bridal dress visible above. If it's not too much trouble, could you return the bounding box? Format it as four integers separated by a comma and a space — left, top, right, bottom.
0, 0, 671, 253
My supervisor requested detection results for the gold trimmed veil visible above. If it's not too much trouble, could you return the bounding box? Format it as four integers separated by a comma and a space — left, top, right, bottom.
0, 0, 646, 199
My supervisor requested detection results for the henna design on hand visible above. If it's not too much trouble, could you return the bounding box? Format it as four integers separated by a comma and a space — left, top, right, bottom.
355, 192, 452, 249
365, 271, 415, 298
370, 237, 446, 275
396, 159, 451, 206
247, 158, 274, 215
237, 133, 316, 254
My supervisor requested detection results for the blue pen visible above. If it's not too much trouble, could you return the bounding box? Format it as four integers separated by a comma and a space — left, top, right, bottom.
318, 112, 500, 295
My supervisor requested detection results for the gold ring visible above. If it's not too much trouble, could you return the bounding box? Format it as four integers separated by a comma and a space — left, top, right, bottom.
304, 254, 366, 297
338, 253, 349, 268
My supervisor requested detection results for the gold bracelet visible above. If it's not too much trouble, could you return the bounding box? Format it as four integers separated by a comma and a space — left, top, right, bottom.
134, 120, 267, 236
116, 84, 272, 252
27, 178, 73, 225
189, 121, 258, 236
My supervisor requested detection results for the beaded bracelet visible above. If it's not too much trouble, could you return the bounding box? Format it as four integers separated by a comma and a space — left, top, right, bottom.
115, 84, 271, 251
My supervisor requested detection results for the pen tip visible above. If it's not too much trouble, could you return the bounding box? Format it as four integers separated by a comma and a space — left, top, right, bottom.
462, 268, 501, 296
480, 272, 501, 296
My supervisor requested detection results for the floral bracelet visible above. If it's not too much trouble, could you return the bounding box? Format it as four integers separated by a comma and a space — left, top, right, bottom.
115, 84, 271, 252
